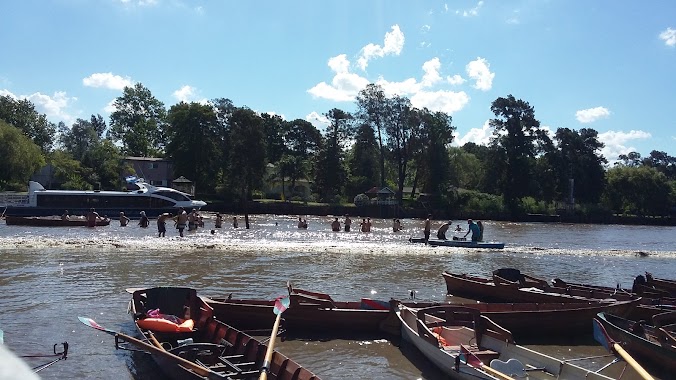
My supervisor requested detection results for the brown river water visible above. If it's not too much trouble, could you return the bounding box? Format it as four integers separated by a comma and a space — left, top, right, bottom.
1, 214, 674, 379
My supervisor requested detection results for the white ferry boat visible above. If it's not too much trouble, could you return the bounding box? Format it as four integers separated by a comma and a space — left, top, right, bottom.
0, 179, 206, 218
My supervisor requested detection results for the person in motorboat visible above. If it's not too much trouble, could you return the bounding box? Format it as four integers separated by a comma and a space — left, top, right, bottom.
423, 214, 432, 243
464, 219, 481, 242
119, 211, 130, 227
436, 221, 452, 240
61, 210, 70, 221
331, 217, 341, 231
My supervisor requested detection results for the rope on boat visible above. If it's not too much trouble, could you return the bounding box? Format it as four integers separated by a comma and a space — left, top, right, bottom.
20, 342, 68, 373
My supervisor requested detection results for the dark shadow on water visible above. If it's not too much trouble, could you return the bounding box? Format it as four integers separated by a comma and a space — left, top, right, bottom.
395, 339, 448, 380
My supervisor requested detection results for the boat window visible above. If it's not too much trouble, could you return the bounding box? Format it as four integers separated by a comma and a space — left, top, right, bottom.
154, 190, 190, 202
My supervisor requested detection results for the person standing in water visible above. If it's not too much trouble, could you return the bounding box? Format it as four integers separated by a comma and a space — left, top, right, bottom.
214, 213, 223, 228
86, 208, 104, 227
138, 211, 149, 228
344, 215, 352, 232
157, 212, 172, 237
331, 217, 341, 231
174, 208, 188, 237
119, 212, 130, 227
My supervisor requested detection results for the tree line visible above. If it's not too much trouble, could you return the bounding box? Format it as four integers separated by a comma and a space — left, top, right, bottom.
1, 83, 675, 219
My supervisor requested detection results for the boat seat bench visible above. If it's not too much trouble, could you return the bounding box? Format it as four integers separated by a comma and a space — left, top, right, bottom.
442, 345, 500, 362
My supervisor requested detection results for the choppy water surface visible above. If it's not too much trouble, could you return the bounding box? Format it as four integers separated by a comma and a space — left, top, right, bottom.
0, 214, 674, 379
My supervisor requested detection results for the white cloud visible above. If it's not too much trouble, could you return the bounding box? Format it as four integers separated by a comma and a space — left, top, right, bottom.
82, 72, 133, 90
598, 130, 651, 163
461, 1, 484, 17
576, 106, 610, 123
421, 58, 442, 87
421, 25, 431, 33
454, 120, 492, 146
410, 90, 470, 115
116, 0, 158, 6
172, 85, 196, 102
466, 57, 494, 91
356, 25, 405, 71
104, 99, 117, 114
307, 55, 370, 102
447, 74, 466, 85
1, 89, 77, 124
659, 27, 676, 47
172, 85, 208, 104
306, 111, 330, 131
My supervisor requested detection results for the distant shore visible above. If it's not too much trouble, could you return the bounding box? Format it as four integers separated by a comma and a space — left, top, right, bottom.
201, 200, 676, 226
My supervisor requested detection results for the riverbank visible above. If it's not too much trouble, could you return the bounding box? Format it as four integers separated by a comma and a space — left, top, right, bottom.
201, 200, 676, 226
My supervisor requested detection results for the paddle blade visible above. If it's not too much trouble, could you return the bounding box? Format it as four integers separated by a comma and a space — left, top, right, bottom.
273, 296, 290, 315
78, 316, 110, 334
490, 358, 526, 377
593, 317, 612, 352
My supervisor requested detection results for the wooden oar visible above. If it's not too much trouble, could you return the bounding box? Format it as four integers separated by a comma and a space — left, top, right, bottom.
78, 317, 220, 380
259, 296, 290, 380
592, 317, 655, 380
459, 344, 515, 380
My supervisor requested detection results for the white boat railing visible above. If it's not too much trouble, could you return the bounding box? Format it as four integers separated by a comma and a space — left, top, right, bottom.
0, 193, 30, 207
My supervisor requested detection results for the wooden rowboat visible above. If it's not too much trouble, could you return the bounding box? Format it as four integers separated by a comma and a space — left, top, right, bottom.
5, 215, 110, 227
206, 286, 638, 338
129, 287, 320, 380
492, 268, 676, 320
397, 304, 616, 379
595, 312, 676, 374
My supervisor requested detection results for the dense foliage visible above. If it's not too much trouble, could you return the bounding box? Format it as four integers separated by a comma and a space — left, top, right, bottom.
1, 82, 675, 219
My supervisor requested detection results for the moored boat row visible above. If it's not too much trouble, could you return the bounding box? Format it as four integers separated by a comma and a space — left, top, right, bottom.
78, 268, 676, 379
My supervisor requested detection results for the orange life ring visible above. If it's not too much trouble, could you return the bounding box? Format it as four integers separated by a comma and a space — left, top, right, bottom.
137, 318, 194, 333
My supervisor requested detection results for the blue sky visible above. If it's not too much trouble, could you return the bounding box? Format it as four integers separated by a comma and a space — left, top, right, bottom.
1, 0, 675, 163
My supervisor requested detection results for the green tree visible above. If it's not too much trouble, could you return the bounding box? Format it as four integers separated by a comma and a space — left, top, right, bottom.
48, 150, 92, 190
261, 113, 287, 164
448, 147, 483, 190
554, 128, 606, 204
109, 83, 167, 157
413, 109, 455, 200
355, 84, 388, 187
603, 166, 671, 216
385, 96, 418, 204
642, 150, 676, 180
0, 95, 56, 152
227, 107, 266, 227
314, 108, 352, 201
489, 95, 547, 216
166, 102, 220, 192
86, 139, 127, 190
347, 122, 380, 197
284, 119, 322, 193
59, 116, 105, 161
0, 121, 45, 190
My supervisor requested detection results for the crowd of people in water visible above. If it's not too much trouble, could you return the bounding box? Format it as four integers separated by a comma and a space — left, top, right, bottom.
60, 209, 483, 241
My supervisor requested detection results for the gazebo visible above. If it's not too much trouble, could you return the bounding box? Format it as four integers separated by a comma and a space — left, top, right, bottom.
172, 176, 195, 196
